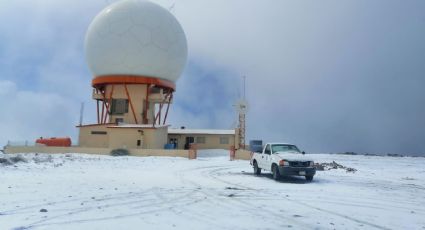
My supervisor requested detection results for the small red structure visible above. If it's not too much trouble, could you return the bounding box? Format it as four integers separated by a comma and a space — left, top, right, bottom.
188, 143, 197, 160
229, 145, 236, 161
36, 137, 71, 147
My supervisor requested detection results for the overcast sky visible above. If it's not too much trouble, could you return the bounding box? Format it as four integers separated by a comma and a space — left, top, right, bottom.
0, 0, 424, 155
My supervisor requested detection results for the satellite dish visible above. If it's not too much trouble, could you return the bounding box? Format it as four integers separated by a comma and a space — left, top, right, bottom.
235, 99, 249, 114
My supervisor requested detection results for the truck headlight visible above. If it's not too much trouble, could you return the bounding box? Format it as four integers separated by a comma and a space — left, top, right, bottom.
309, 161, 314, 167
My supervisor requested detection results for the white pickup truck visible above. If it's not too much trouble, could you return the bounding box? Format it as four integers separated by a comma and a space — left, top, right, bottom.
250, 143, 316, 181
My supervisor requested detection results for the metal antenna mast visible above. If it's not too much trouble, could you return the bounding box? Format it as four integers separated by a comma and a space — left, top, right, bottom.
168, 2, 176, 13
237, 76, 247, 149
79, 102, 85, 126
243, 75, 246, 99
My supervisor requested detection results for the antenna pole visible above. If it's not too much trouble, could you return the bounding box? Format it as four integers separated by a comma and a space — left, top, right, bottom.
79, 102, 85, 126
243, 75, 246, 100
169, 2, 176, 13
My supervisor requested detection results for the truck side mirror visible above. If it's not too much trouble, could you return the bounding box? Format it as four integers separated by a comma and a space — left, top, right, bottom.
302, 151, 305, 155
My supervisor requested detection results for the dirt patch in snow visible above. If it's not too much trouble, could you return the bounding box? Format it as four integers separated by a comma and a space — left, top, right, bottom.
0, 154, 28, 166
315, 161, 357, 173
0, 153, 58, 166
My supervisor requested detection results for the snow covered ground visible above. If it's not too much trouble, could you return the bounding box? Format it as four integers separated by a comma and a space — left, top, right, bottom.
1, 151, 424, 230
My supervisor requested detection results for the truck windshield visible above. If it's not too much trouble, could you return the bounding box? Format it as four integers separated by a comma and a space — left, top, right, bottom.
271, 144, 300, 154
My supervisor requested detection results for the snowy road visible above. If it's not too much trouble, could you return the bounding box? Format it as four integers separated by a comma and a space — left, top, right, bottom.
1, 152, 424, 230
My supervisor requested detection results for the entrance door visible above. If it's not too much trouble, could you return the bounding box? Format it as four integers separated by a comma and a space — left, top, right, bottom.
184, 136, 194, 149
137, 132, 144, 149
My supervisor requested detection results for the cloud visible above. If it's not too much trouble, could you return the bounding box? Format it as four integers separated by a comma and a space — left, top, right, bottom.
170, 0, 425, 155
0, 80, 79, 145
0, 0, 104, 146
168, 58, 239, 129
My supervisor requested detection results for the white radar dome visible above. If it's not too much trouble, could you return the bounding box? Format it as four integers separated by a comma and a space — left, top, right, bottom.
85, 0, 187, 83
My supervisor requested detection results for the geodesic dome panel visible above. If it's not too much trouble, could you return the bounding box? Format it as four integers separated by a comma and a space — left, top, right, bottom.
85, 0, 188, 83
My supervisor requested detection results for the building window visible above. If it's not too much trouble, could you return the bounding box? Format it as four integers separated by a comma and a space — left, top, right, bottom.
220, 136, 229, 145
110, 99, 128, 115
91, 131, 107, 135
149, 87, 161, 94
196, 136, 206, 144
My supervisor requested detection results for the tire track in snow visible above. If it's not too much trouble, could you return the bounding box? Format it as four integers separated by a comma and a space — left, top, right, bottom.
153, 188, 229, 229
176, 164, 314, 230
291, 196, 425, 214
202, 166, 317, 229
207, 165, 392, 230
15, 188, 201, 230
0, 188, 157, 216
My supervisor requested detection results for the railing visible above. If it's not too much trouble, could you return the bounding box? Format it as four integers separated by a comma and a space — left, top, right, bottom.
5, 140, 36, 147
92, 89, 104, 100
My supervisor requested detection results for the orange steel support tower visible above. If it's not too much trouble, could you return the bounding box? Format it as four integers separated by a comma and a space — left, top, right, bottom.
92, 75, 174, 126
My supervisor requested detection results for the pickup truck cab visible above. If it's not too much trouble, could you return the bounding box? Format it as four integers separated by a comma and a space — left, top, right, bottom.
250, 143, 316, 181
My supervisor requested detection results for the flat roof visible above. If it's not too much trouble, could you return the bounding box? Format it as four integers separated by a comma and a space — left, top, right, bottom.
107, 124, 169, 129
168, 128, 235, 135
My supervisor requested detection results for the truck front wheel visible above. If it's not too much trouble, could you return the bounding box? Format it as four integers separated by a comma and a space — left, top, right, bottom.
272, 165, 281, 181
253, 161, 261, 175
305, 176, 313, 181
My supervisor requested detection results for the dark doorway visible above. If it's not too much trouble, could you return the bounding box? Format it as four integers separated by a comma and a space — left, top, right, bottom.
184, 136, 194, 150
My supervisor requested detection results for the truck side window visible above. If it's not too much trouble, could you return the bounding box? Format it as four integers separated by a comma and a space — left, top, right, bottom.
264, 145, 271, 154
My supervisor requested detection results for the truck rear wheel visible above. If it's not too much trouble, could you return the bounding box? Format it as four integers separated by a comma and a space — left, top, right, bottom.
272, 165, 281, 181
253, 161, 261, 175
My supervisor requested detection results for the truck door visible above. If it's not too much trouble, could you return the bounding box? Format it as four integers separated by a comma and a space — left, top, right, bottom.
260, 144, 272, 170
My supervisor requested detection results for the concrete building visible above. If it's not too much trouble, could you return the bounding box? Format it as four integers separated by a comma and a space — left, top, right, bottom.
168, 128, 238, 150
78, 124, 169, 149
78, 125, 238, 150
